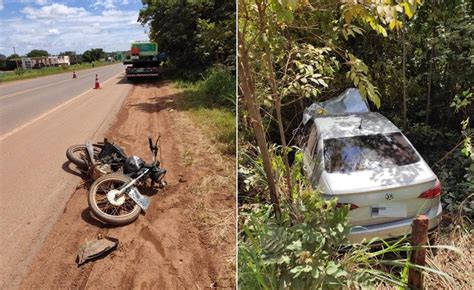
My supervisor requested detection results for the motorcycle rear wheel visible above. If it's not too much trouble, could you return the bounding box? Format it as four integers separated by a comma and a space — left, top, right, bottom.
88, 173, 141, 226
66, 144, 103, 169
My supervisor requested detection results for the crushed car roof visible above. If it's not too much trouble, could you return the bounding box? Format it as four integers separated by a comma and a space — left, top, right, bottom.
313, 112, 400, 139
303, 88, 370, 125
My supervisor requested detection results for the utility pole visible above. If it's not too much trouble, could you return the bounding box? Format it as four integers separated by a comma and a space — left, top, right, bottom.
13, 46, 20, 69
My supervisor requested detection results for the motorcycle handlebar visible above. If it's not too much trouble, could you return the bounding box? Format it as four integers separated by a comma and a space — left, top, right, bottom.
148, 137, 153, 151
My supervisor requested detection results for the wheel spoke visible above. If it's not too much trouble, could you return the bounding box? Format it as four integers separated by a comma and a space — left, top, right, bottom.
92, 177, 137, 218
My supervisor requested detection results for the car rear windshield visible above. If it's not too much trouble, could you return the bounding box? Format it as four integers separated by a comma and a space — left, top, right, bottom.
323, 132, 420, 173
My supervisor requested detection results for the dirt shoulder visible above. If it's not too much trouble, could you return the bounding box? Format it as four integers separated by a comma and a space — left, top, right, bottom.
20, 81, 236, 289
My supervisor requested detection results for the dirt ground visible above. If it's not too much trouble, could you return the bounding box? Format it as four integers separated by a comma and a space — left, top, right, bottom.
20, 81, 236, 289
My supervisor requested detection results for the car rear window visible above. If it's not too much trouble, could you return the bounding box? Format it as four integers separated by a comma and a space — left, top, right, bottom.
323, 132, 420, 173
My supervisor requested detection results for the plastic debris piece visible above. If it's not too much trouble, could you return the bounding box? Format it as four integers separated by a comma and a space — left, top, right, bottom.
76, 236, 118, 266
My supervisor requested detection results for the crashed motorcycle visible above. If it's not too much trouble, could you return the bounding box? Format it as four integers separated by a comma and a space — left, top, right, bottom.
66, 139, 128, 179
87, 136, 167, 226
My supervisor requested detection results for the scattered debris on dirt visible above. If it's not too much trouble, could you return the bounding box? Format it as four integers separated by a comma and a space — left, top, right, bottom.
20, 81, 236, 288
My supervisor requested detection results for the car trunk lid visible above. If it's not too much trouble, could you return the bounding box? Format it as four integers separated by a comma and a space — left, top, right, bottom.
323, 162, 438, 226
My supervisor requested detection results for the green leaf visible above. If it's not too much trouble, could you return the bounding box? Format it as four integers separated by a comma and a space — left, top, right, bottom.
278, 255, 291, 264
377, 25, 388, 37
369, 91, 381, 108
287, 240, 302, 251
337, 224, 344, 233
318, 79, 328, 88
326, 262, 338, 275
276, 7, 294, 23
401, 2, 414, 19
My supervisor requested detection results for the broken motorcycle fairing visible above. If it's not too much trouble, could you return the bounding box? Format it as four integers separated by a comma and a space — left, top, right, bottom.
76, 236, 118, 266
66, 138, 128, 180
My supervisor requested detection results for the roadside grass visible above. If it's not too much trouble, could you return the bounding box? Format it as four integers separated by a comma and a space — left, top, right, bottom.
187, 154, 236, 288
180, 149, 194, 166
174, 66, 236, 155
425, 214, 473, 288
371, 215, 472, 289
0, 61, 114, 83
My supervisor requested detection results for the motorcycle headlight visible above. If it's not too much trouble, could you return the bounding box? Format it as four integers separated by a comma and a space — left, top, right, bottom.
151, 168, 166, 182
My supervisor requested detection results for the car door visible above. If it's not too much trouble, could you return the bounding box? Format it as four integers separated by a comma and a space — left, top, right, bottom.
311, 139, 324, 186
303, 124, 321, 186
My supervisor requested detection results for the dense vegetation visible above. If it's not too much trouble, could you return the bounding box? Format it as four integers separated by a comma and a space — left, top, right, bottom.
138, 0, 236, 154
239, 0, 472, 288
139, 0, 235, 78
26, 49, 49, 57
81, 48, 106, 63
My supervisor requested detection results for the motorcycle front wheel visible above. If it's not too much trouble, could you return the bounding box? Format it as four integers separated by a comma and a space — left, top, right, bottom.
88, 173, 141, 226
66, 144, 103, 169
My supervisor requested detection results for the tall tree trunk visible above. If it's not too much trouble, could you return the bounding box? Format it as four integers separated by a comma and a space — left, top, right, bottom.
256, 0, 293, 202
238, 32, 281, 215
402, 25, 408, 128
425, 49, 432, 124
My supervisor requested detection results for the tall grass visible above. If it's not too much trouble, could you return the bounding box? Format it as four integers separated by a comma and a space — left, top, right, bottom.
175, 65, 236, 154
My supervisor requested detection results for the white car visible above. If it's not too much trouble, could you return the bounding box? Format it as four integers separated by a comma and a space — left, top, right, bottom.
300, 90, 442, 243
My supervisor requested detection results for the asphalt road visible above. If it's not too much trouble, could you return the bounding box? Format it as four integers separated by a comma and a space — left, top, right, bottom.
0, 63, 126, 137
0, 64, 132, 289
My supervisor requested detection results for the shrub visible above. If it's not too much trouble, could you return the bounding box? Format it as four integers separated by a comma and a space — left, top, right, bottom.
174, 65, 236, 155
15, 68, 25, 75
197, 65, 235, 109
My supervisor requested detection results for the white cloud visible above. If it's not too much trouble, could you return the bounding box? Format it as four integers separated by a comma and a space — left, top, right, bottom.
0, 0, 4, 11
92, 0, 115, 9
21, 4, 88, 19
1, 5, 148, 56
35, 0, 49, 5
102, 9, 129, 16
47, 28, 59, 35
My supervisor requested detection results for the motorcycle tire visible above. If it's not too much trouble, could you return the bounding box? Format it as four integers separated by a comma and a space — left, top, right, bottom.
66, 144, 103, 169
88, 173, 141, 226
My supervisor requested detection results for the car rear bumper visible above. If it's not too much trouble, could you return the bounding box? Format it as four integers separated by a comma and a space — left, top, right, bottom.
348, 201, 442, 244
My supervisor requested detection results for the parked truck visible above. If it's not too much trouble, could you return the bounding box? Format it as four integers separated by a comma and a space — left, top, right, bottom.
123, 41, 161, 80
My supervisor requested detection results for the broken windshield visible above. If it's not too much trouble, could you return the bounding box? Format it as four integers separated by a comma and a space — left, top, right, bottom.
323, 132, 420, 173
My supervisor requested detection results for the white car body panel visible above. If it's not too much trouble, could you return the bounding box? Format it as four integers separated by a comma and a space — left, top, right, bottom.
301, 111, 442, 243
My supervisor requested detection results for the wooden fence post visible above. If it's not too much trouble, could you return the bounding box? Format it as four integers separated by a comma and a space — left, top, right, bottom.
408, 215, 429, 289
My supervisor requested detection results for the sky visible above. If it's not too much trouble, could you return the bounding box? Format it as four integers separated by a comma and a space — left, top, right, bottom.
0, 0, 149, 56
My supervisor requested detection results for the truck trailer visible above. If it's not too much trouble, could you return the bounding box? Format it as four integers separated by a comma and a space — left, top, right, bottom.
123, 41, 161, 80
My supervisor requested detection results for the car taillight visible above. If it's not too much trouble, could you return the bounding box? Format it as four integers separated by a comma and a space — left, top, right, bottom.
336, 203, 359, 210
418, 180, 441, 199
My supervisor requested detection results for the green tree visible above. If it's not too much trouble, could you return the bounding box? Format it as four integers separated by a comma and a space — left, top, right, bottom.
26, 49, 49, 57
139, 0, 235, 76
7, 54, 19, 60
82, 48, 105, 63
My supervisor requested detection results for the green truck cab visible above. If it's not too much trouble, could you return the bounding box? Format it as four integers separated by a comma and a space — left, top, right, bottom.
124, 41, 161, 80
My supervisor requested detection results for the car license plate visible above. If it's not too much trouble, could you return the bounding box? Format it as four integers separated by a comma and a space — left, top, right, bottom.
127, 187, 150, 211
371, 203, 407, 218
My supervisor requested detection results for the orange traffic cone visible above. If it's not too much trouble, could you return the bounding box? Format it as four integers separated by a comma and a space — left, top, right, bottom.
72, 71, 77, 78
94, 74, 101, 89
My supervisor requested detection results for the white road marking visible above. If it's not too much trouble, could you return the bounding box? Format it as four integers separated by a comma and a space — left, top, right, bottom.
0, 72, 124, 142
